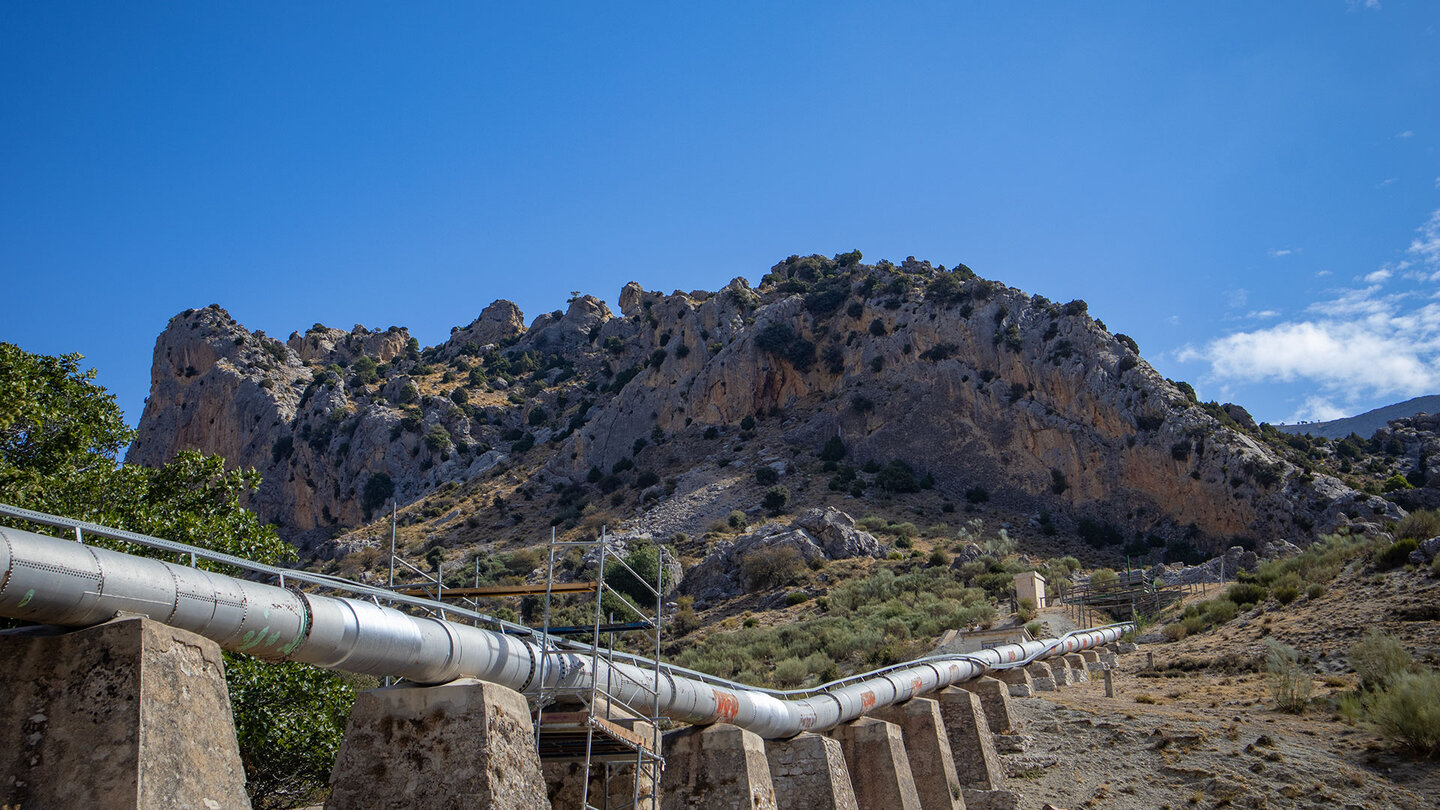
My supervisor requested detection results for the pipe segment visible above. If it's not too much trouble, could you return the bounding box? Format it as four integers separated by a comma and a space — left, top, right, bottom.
0, 525, 1127, 739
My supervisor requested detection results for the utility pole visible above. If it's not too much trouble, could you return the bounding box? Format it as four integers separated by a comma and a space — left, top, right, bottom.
388, 500, 397, 589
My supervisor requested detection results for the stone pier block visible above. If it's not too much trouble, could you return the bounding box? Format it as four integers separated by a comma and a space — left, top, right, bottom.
327, 679, 548, 810
829, 717, 922, 810
873, 698, 964, 810
1024, 662, 1056, 692
1063, 653, 1090, 683
956, 676, 1016, 734
765, 732, 858, 810
995, 667, 1034, 698
936, 687, 1005, 791
661, 723, 776, 810
0, 618, 249, 810
1080, 650, 1102, 672
1046, 659, 1073, 687
544, 719, 657, 809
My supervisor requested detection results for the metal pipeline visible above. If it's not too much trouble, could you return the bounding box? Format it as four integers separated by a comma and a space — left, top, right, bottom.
0, 524, 1128, 739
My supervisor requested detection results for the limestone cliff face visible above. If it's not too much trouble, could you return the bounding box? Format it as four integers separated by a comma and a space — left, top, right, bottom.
128, 257, 1397, 552
558, 258, 1393, 548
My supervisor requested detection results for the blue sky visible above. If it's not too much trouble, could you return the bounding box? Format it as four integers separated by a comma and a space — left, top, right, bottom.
2, 2, 1437, 427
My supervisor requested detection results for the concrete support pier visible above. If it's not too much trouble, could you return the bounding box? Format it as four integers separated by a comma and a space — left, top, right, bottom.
0, 618, 249, 810
1046, 659, 1073, 687
1024, 662, 1057, 691
956, 676, 1017, 734
935, 687, 1005, 791
872, 698, 965, 810
829, 717, 922, 810
995, 667, 1034, 698
661, 724, 776, 810
765, 732, 858, 810
327, 679, 549, 810
1081, 650, 1102, 672
1063, 653, 1089, 683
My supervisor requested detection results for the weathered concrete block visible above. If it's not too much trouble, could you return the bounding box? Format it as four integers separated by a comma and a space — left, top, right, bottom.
872, 698, 964, 810
544, 718, 657, 809
765, 732, 857, 810
1024, 662, 1056, 692
327, 679, 548, 810
995, 667, 1034, 698
1080, 650, 1102, 671
992, 733, 1033, 754
936, 687, 1005, 791
956, 676, 1016, 734
0, 618, 249, 810
829, 717, 921, 810
662, 723, 776, 810
1062, 653, 1089, 683
962, 787, 1024, 810
1046, 659, 1073, 687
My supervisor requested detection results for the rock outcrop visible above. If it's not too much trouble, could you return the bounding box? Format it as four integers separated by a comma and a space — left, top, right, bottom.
127, 255, 1401, 555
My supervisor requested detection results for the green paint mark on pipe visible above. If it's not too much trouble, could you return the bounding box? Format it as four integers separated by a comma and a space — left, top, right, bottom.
17, 589, 34, 608
264, 630, 281, 648
239, 626, 271, 651
238, 631, 255, 649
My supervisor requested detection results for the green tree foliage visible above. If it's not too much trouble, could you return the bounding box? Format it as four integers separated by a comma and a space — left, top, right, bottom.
0, 344, 356, 808
604, 541, 670, 609
762, 485, 791, 514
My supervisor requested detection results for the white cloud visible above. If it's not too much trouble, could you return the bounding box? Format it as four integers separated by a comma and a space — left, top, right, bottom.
1377, 178, 1398, 188
1288, 396, 1350, 423
1316, 269, 1333, 277
1397, 130, 1414, 139
1188, 208, 1440, 402
1410, 209, 1440, 267
1226, 288, 1248, 308
1204, 319, 1439, 396
1347, 0, 1381, 10
1267, 248, 1294, 258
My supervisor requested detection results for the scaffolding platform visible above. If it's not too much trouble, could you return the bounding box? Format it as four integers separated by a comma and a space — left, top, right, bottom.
536, 711, 659, 762
391, 581, 597, 598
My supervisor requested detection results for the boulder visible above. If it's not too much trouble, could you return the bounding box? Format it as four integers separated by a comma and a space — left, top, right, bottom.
1409, 535, 1440, 565
794, 507, 885, 559
682, 524, 824, 604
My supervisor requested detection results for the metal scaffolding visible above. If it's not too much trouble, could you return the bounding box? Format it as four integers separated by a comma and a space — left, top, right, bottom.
533, 527, 664, 810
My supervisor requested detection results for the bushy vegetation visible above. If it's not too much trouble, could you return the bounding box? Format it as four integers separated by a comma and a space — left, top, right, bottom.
0, 344, 355, 808
672, 567, 995, 687
1265, 640, 1312, 713
1395, 509, 1440, 542
1339, 632, 1440, 758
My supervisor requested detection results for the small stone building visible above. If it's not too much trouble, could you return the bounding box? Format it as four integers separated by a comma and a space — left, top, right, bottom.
1013, 571, 1046, 609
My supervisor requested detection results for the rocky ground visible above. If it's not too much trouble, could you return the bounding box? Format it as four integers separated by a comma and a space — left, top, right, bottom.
1001, 562, 1440, 810
1009, 659, 1436, 809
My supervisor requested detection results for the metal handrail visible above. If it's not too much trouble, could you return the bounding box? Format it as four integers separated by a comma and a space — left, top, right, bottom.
0, 502, 1127, 704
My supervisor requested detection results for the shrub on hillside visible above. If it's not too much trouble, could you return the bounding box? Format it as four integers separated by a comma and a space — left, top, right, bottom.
1377, 538, 1418, 571
1349, 630, 1414, 691
761, 485, 790, 515
1361, 669, 1440, 758
740, 546, 804, 590
1266, 640, 1312, 713
1396, 509, 1440, 542
1226, 582, 1268, 607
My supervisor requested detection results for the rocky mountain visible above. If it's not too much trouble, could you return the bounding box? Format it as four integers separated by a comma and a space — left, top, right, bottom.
127, 254, 1401, 557
1275, 394, 1440, 440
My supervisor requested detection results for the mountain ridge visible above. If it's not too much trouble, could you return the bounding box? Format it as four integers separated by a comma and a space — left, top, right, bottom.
126, 255, 1400, 561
